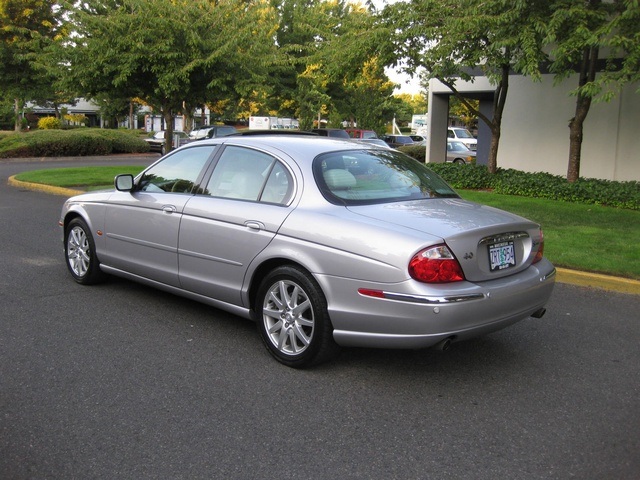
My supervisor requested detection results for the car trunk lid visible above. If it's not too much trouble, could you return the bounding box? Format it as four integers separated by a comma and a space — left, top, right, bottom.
347, 199, 542, 282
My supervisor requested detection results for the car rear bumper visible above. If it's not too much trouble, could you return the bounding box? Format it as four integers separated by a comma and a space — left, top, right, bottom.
319, 259, 556, 349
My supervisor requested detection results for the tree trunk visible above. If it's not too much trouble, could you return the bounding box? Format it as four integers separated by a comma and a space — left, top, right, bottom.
567, 95, 591, 183
14, 99, 21, 132
567, 46, 598, 183
486, 64, 509, 174
163, 108, 174, 154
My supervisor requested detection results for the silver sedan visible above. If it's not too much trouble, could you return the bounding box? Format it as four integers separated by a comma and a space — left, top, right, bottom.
60, 134, 555, 367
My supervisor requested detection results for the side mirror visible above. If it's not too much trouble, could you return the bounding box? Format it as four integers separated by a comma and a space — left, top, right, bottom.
115, 174, 134, 192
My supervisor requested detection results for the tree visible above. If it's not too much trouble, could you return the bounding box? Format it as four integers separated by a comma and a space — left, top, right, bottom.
0, 0, 68, 130
546, 0, 640, 182
449, 97, 479, 129
341, 58, 397, 134
309, 1, 397, 132
63, 0, 277, 151
382, 0, 550, 173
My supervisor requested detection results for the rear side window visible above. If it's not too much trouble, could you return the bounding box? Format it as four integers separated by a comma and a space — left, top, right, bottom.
203, 146, 293, 204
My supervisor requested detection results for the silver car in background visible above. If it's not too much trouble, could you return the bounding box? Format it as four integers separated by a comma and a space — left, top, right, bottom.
60, 135, 555, 367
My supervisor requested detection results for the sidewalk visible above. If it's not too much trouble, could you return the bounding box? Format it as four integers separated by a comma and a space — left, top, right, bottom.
7, 171, 640, 296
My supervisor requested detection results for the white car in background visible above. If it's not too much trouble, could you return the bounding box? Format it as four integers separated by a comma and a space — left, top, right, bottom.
448, 127, 477, 151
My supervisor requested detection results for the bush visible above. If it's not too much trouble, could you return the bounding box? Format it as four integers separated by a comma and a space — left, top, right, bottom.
94, 129, 150, 153
38, 117, 62, 130
424, 163, 639, 211
0, 128, 150, 158
397, 146, 639, 210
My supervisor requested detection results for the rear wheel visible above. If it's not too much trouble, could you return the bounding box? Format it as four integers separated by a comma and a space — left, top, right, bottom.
65, 218, 106, 285
256, 266, 339, 368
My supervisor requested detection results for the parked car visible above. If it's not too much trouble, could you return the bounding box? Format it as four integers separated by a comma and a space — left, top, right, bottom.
382, 134, 415, 148
351, 138, 393, 149
446, 140, 477, 164
189, 125, 237, 140
345, 129, 378, 139
409, 134, 427, 146
311, 128, 351, 139
448, 127, 477, 151
60, 134, 555, 368
144, 131, 188, 154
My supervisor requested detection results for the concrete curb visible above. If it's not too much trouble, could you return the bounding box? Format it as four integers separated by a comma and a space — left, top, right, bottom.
8, 176, 640, 296
8, 175, 84, 197
556, 268, 640, 295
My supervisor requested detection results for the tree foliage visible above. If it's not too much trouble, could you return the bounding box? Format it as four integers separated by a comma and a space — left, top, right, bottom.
62, 0, 277, 150
0, 0, 68, 130
382, 0, 551, 173
545, 0, 640, 182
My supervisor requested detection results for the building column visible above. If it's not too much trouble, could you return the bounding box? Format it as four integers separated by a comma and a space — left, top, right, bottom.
426, 93, 449, 163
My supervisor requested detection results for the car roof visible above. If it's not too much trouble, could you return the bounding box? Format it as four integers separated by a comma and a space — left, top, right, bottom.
189, 133, 379, 159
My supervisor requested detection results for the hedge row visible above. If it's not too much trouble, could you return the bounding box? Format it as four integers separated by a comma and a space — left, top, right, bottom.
0, 128, 150, 158
399, 145, 639, 210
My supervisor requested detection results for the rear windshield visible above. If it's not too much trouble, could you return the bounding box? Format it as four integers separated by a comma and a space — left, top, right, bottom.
313, 149, 458, 205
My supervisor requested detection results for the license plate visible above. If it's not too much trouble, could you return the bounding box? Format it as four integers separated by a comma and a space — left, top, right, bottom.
489, 241, 516, 271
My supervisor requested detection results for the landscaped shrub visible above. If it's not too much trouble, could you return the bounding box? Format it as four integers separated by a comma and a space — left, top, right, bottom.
0, 128, 150, 158
38, 117, 62, 130
397, 145, 639, 210
399, 144, 426, 162
94, 129, 150, 153
424, 163, 639, 210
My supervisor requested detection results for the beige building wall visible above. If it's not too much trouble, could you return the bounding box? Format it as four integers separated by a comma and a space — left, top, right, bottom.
428, 75, 640, 182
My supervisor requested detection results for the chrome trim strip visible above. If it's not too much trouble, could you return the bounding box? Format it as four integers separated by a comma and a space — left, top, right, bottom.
540, 268, 556, 282
478, 231, 529, 246
379, 291, 485, 305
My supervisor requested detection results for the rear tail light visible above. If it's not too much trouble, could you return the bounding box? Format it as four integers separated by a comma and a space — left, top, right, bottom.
533, 229, 544, 264
409, 245, 464, 283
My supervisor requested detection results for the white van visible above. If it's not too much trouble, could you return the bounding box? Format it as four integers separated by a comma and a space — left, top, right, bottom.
448, 127, 477, 151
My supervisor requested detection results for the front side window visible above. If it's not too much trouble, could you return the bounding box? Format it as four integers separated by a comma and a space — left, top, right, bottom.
203, 146, 293, 204
138, 146, 215, 193
314, 149, 458, 205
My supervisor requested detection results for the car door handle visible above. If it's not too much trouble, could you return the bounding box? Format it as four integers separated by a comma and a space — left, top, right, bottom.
162, 205, 177, 214
245, 221, 265, 231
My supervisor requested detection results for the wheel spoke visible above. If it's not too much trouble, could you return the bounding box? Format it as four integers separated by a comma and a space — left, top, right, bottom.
292, 323, 311, 347
277, 325, 289, 350
292, 299, 310, 317
267, 319, 283, 334
269, 288, 284, 311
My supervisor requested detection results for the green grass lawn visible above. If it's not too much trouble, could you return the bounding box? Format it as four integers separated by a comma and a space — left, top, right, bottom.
14, 167, 640, 279
459, 190, 639, 280
14, 166, 145, 191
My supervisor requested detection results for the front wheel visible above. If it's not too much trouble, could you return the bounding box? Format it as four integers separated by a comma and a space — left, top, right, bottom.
64, 218, 106, 285
256, 266, 339, 368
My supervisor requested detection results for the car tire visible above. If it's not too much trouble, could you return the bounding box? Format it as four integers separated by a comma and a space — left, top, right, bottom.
454, 158, 465, 164
64, 218, 106, 285
256, 265, 340, 368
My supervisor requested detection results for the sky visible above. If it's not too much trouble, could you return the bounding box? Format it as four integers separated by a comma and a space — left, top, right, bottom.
386, 68, 422, 95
